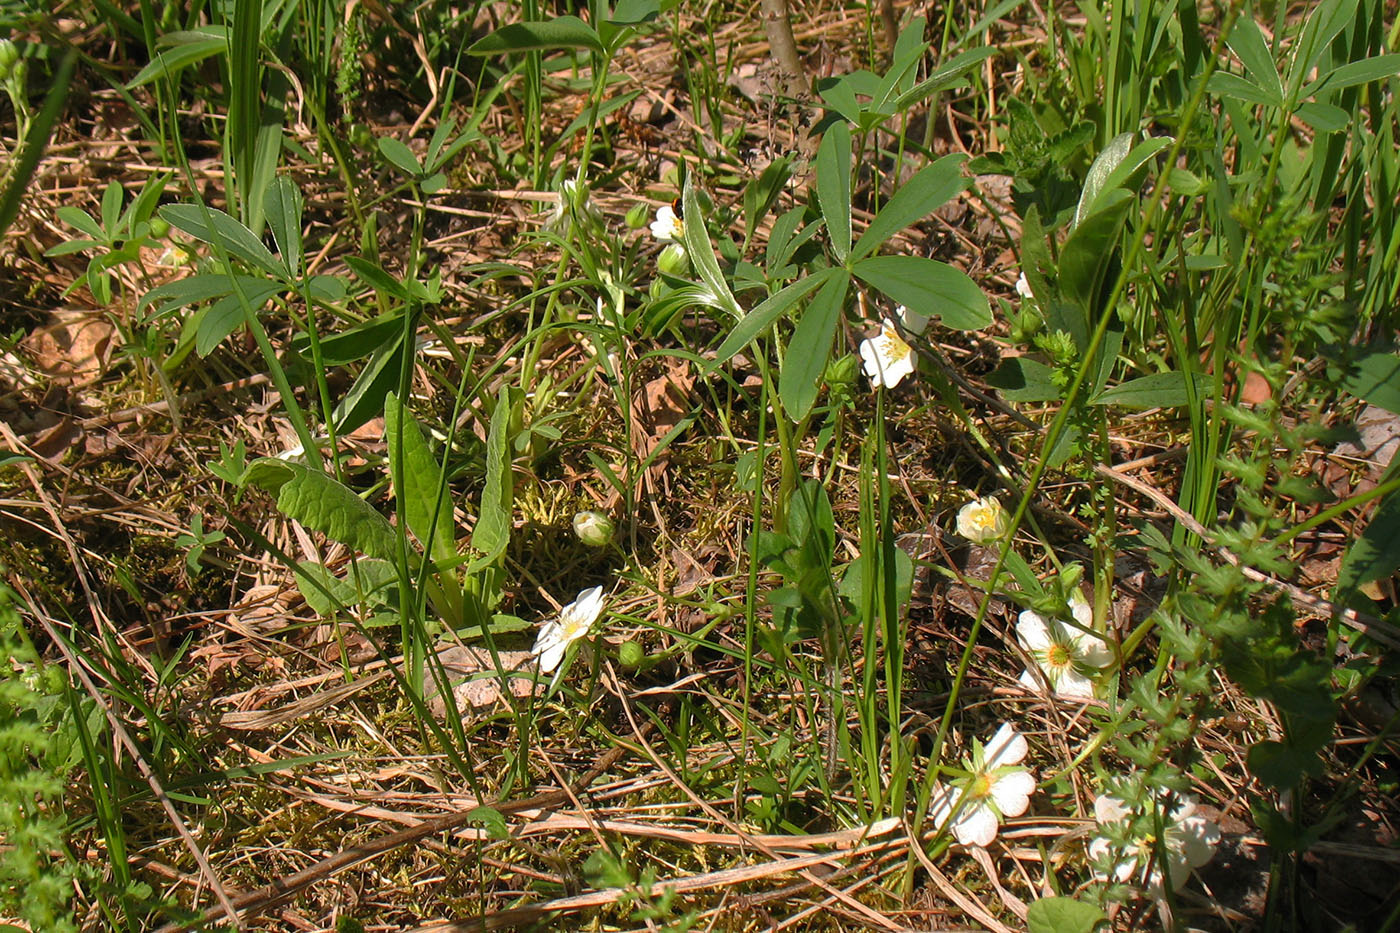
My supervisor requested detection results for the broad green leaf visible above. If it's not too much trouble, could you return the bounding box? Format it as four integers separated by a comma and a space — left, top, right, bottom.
55, 206, 104, 240
1027, 896, 1106, 933
385, 392, 458, 569
1295, 102, 1350, 133
852, 154, 967, 261
1076, 136, 1170, 227
195, 283, 279, 355
1058, 188, 1133, 321
378, 136, 423, 176
817, 78, 863, 126
140, 273, 254, 316
1337, 489, 1400, 599
1074, 133, 1132, 229
1227, 15, 1283, 106
779, 270, 850, 421
344, 255, 411, 301
125, 35, 226, 89
264, 176, 303, 274
709, 271, 836, 369
986, 356, 1061, 402
838, 547, 914, 610
892, 47, 997, 110
681, 176, 743, 320
1206, 72, 1278, 107
608, 0, 660, 25
1339, 350, 1400, 414
100, 181, 123, 232
296, 557, 397, 617
816, 121, 852, 263
1091, 371, 1212, 408
852, 255, 990, 330
333, 333, 407, 434
467, 16, 603, 55
471, 386, 514, 562
743, 156, 792, 246
243, 458, 399, 561
1314, 53, 1400, 91
159, 203, 285, 277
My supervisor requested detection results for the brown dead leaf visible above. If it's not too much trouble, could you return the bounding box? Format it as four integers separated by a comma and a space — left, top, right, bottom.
628, 357, 694, 497
29, 416, 82, 463
22, 311, 115, 387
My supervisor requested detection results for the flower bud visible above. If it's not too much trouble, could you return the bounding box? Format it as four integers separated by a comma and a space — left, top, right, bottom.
656, 242, 689, 276
572, 510, 615, 547
617, 640, 645, 669
625, 202, 651, 229
824, 353, 859, 389
148, 217, 171, 239
956, 496, 1009, 544
0, 39, 17, 80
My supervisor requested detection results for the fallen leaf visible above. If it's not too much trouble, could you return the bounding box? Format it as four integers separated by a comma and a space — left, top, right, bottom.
426, 645, 540, 718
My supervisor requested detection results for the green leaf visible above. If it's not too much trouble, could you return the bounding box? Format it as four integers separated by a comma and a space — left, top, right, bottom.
55, 205, 104, 241
1058, 188, 1133, 321
264, 176, 303, 274
852, 154, 967, 261
852, 255, 990, 330
159, 203, 285, 278
243, 458, 400, 561
296, 557, 397, 617
195, 283, 279, 355
467, 16, 603, 55
779, 270, 850, 421
986, 356, 1061, 402
334, 333, 407, 434
681, 176, 743, 320
892, 46, 997, 110
1091, 371, 1212, 408
1316, 53, 1400, 91
100, 181, 124, 233
709, 271, 835, 370
385, 392, 458, 570
816, 121, 852, 263
378, 136, 423, 176
125, 33, 226, 89
1338, 350, 1400, 414
1337, 489, 1400, 600
743, 156, 792, 246
1227, 15, 1283, 106
1206, 72, 1278, 107
471, 386, 514, 562
1027, 896, 1106, 933
344, 255, 411, 301
1075, 135, 1170, 228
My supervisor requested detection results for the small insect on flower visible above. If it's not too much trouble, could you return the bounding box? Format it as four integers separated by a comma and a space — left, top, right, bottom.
956, 496, 1009, 544
532, 586, 607, 673
649, 202, 685, 243
928, 723, 1036, 847
858, 322, 916, 389
1016, 592, 1114, 699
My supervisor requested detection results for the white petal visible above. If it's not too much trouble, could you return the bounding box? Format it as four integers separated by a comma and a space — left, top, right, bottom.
858, 324, 915, 389
563, 585, 606, 631
1018, 667, 1042, 691
1176, 814, 1221, 869
1070, 591, 1093, 628
1052, 666, 1096, 699
1015, 272, 1033, 299
896, 304, 929, 335
1094, 794, 1128, 824
1016, 611, 1053, 651
954, 804, 999, 847
1072, 629, 1115, 668
988, 769, 1035, 817
984, 723, 1028, 767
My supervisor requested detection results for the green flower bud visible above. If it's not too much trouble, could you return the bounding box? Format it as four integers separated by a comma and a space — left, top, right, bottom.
824, 353, 859, 389
656, 242, 689, 276
617, 640, 645, 669
572, 510, 615, 547
148, 217, 171, 239
625, 202, 650, 229
0, 39, 17, 80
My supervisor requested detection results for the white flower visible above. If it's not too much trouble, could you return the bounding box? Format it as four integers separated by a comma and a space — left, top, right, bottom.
929, 723, 1036, 847
956, 496, 1009, 544
1015, 272, 1033, 299
858, 322, 916, 389
896, 304, 929, 336
649, 204, 684, 242
1088, 792, 1221, 892
1016, 592, 1113, 699
532, 586, 606, 673
572, 510, 615, 547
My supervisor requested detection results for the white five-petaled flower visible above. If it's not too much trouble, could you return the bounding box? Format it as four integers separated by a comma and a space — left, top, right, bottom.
1088, 792, 1221, 893
650, 204, 684, 242
929, 723, 1036, 847
858, 322, 916, 389
957, 496, 1009, 544
532, 586, 606, 673
1015, 272, 1033, 299
1016, 592, 1113, 699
